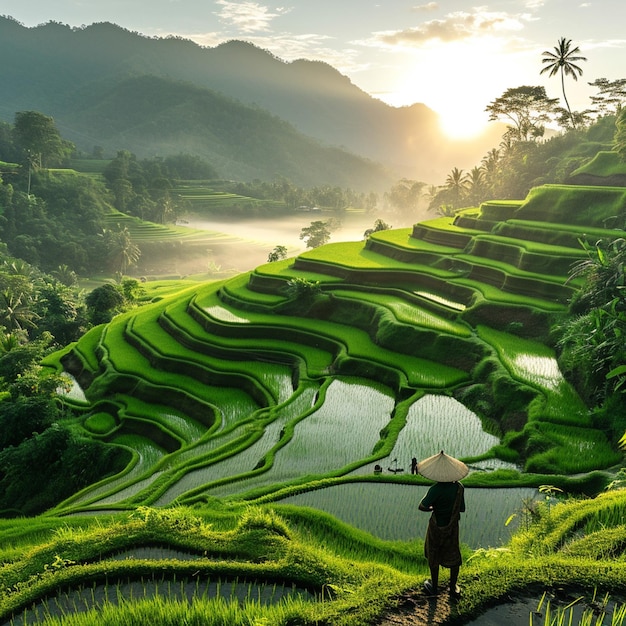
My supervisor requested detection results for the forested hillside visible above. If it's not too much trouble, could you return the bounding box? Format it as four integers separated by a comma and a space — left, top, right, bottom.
0, 16, 500, 185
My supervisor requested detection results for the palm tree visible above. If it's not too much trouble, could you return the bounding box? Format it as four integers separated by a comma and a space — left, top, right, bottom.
102, 225, 141, 275
481, 149, 501, 194
540, 37, 587, 128
444, 167, 469, 209
0, 290, 38, 332
466, 166, 486, 206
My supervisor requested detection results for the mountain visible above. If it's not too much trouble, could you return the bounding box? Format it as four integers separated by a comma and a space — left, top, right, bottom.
0, 16, 499, 186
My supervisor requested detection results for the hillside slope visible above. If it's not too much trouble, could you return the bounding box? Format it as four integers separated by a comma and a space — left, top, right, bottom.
0, 16, 501, 183
42, 183, 626, 518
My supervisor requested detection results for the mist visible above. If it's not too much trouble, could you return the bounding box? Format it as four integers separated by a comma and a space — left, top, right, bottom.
171, 209, 424, 278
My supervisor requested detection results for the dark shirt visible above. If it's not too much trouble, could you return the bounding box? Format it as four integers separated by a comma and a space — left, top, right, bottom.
419, 482, 465, 526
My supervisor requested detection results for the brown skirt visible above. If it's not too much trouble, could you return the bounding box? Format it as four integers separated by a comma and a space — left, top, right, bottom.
424, 514, 462, 569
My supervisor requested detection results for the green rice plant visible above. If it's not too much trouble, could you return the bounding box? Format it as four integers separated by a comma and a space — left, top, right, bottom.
570, 150, 626, 179
281, 483, 538, 548
117, 396, 207, 443
162, 295, 297, 405
62, 434, 165, 508
411, 216, 483, 247
516, 184, 626, 227
83, 412, 117, 435
296, 241, 460, 283
561, 525, 626, 560
523, 422, 620, 474
454, 250, 575, 303
180, 290, 334, 378
153, 384, 320, 506
271, 503, 426, 575
95, 311, 263, 432
219, 271, 287, 308
252, 258, 338, 286
126, 306, 273, 406
8, 579, 314, 626
387, 394, 502, 466
194, 277, 469, 388
529, 591, 626, 626
511, 489, 626, 557
330, 289, 472, 337
478, 199, 524, 220
478, 325, 590, 427
206, 378, 394, 498
454, 275, 568, 311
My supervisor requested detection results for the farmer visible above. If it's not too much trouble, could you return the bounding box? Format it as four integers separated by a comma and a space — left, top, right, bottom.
417, 450, 467, 598
411, 457, 418, 474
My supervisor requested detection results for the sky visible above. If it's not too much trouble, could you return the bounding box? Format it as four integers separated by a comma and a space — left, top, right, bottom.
2, 0, 626, 139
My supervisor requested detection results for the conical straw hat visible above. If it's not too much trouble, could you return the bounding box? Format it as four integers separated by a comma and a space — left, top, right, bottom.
417, 450, 468, 482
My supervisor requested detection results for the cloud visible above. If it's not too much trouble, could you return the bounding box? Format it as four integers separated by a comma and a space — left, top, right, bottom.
370, 9, 526, 47
412, 2, 438, 11
215, 1, 289, 34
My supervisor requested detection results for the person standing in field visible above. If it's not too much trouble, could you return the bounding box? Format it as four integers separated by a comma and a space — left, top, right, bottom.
417, 450, 468, 598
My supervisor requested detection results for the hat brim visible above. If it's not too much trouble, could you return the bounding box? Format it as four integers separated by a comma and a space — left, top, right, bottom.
417, 450, 468, 482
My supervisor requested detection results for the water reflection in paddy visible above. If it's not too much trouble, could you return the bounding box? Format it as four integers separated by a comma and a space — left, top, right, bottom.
281, 483, 538, 548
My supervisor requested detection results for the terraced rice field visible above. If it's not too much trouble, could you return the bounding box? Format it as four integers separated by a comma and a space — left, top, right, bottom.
47, 184, 625, 543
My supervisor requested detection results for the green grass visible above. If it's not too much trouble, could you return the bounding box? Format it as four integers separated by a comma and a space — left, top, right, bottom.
570, 150, 626, 178
478, 325, 589, 424
5, 493, 626, 625
516, 184, 626, 226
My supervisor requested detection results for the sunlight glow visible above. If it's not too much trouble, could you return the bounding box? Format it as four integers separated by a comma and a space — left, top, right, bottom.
438, 107, 490, 139
383, 37, 535, 140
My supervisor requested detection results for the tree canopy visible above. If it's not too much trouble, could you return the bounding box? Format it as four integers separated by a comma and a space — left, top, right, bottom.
485, 86, 559, 143
13, 111, 73, 169
540, 37, 587, 128
299, 220, 333, 249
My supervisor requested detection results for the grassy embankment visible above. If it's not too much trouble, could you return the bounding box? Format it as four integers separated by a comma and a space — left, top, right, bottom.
2, 490, 626, 625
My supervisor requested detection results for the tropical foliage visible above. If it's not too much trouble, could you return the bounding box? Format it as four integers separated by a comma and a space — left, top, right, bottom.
540, 37, 588, 128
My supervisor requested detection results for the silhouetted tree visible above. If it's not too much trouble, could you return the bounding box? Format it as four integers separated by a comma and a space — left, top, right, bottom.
541, 37, 587, 128
300, 220, 332, 248
486, 86, 559, 142
444, 167, 469, 209
589, 78, 626, 116
267, 245, 288, 262
363, 219, 392, 239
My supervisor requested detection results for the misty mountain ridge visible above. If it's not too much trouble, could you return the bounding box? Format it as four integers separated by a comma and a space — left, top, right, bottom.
0, 16, 500, 188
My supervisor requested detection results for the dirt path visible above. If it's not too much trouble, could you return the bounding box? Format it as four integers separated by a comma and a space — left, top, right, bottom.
375, 587, 459, 626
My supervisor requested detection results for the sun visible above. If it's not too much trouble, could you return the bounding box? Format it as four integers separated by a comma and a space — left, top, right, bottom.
437, 106, 491, 140
387, 38, 518, 140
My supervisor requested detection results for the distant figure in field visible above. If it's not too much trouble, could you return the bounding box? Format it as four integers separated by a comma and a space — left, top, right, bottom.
411, 457, 418, 474
417, 450, 468, 598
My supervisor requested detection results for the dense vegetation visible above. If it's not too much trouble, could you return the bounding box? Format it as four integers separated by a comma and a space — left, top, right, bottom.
0, 17, 403, 188
2, 44, 626, 623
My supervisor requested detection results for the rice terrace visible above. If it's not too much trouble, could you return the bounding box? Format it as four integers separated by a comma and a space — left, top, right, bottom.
0, 154, 624, 624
